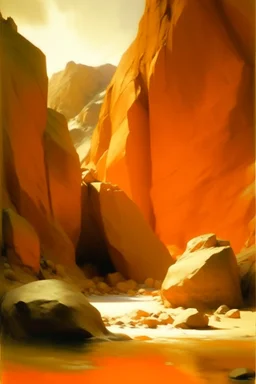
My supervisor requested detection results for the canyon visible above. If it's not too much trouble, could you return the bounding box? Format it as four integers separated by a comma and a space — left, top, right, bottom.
0, 2, 255, 373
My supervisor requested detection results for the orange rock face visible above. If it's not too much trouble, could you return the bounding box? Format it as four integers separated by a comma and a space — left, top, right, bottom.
44, 108, 81, 246
85, 182, 174, 281
1, 17, 82, 270
84, 0, 255, 254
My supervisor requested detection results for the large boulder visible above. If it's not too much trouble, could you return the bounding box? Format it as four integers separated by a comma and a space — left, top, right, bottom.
84, 0, 255, 254
83, 182, 174, 282
0, 279, 130, 342
161, 238, 243, 310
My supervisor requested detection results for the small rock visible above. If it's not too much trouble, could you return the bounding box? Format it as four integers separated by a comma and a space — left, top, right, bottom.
214, 304, 230, 315
144, 278, 154, 288
82, 279, 96, 290
173, 308, 209, 329
127, 289, 136, 296
97, 282, 111, 293
115, 320, 125, 326
130, 309, 150, 320
125, 279, 137, 290
138, 288, 146, 295
4, 263, 11, 269
229, 368, 255, 380
106, 272, 125, 286
158, 313, 174, 325
4, 269, 17, 281
116, 281, 130, 293
152, 290, 160, 297
225, 309, 240, 319
133, 335, 152, 341
142, 317, 158, 329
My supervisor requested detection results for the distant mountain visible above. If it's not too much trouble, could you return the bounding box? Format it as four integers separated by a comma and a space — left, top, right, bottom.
48, 62, 116, 162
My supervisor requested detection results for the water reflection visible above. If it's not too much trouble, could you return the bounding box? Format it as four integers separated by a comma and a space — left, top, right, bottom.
1, 336, 255, 384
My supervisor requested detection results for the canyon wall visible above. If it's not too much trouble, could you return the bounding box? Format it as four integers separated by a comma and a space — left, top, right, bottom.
84, 0, 255, 254
0, 16, 82, 271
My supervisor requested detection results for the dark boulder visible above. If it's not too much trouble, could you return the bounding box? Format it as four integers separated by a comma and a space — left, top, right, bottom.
0, 279, 130, 343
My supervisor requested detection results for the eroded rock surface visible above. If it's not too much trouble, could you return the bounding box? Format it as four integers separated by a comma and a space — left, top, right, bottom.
84, 0, 255, 255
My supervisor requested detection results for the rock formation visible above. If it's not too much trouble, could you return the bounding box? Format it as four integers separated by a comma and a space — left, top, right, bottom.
0, 16, 82, 275
161, 234, 243, 309
48, 62, 116, 121
84, 0, 255, 255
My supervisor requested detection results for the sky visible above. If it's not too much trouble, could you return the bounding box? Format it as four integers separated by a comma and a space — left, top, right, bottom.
0, 0, 145, 77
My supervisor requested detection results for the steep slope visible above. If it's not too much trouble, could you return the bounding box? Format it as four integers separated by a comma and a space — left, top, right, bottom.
84, 0, 255, 254
0, 16, 82, 272
48, 62, 116, 120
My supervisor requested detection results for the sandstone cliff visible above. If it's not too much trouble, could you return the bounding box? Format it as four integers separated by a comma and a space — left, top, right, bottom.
84, 0, 255, 254
0, 16, 82, 273
48, 62, 116, 121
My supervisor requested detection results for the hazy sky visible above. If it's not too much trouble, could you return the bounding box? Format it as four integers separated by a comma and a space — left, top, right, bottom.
0, 0, 145, 76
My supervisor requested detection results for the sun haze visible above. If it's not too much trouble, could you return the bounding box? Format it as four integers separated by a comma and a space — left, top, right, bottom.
0, 0, 145, 77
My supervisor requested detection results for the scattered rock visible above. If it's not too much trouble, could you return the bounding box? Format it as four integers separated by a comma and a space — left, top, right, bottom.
106, 272, 125, 286
229, 368, 255, 380
133, 335, 152, 341
97, 282, 111, 293
214, 304, 230, 315
173, 308, 209, 329
144, 278, 154, 288
138, 288, 146, 295
142, 317, 158, 329
130, 309, 150, 320
225, 309, 240, 319
158, 313, 174, 325
116, 281, 130, 293
127, 289, 136, 296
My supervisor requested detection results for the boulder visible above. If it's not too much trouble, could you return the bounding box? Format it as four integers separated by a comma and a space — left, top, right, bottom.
173, 308, 209, 329
0, 279, 130, 342
2, 209, 40, 272
84, 0, 254, 254
161, 245, 243, 310
87, 182, 174, 281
